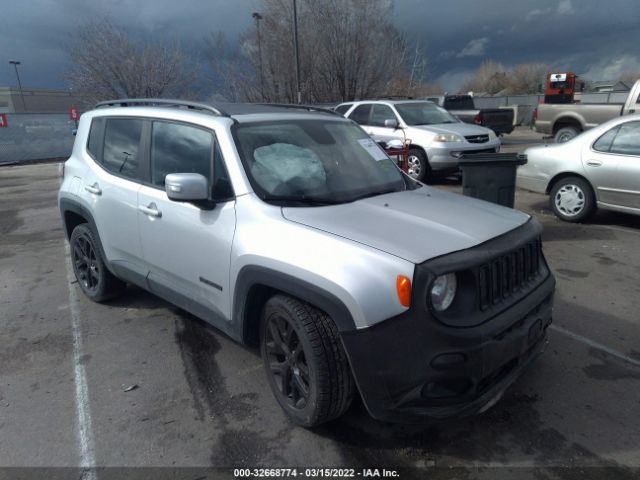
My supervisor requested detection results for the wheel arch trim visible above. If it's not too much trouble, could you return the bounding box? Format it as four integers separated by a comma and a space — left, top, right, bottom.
59, 198, 114, 275
233, 265, 358, 345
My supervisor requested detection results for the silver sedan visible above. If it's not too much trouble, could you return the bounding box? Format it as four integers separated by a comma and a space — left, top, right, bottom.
517, 114, 640, 222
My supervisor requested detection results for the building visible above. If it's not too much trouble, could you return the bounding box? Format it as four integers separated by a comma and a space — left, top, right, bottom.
0, 87, 83, 113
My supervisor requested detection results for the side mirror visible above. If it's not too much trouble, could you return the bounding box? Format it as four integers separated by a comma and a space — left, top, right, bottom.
165, 173, 210, 202
384, 118, 399, 129
580, 81, 585, 92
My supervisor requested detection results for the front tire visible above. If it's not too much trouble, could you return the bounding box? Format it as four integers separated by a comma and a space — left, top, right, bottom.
554, 127, 579, 143
260, 294, 354, 427
549, 176, 596, 222
407, 148, 431, 182
70, 224, 125, 301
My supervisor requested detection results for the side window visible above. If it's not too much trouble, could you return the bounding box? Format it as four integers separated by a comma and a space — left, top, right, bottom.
86, 117, 104, 160
347, 104, 372, 125
609, 121, 640, 156
370, 105, 397, 127
334, 104, 352, 115
102, 118, 143, 179
212, 142, 234, 200
150, 121, 212, 187
592, 127, 619, 153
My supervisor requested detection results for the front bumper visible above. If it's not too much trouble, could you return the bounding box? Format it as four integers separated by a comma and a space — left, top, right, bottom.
340, 221, 555, 423
427, 141, 501, 171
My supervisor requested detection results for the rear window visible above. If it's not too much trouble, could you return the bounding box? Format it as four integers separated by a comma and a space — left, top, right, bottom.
443, 96, 475, 110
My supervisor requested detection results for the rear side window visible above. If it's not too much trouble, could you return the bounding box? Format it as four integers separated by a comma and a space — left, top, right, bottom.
86, 118, 104, 159
609, 121, 640, 156
151, 121, 212, 187
334, 104, 352, 115
102, 118, 143, 179
592, 127, 619, 152
348, 104, 372, 125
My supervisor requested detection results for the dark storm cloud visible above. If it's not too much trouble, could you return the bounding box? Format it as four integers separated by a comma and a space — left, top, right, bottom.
2, 0, 639, 92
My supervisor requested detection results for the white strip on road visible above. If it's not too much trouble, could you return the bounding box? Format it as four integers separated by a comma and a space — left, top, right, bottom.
551, 324, 640, 367
65, 243, 98, 480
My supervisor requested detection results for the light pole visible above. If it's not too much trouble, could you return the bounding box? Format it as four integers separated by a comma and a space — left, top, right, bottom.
9, 60, 27, 112
292, 0, 301, 104
252, 12, 265, 102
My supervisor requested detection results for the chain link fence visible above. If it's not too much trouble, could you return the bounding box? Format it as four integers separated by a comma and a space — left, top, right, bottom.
0, 113, 77, 165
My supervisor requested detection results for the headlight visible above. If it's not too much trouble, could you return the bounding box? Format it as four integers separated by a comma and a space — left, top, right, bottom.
433, 133, 463, 143
488, 130, 497, 141
430, 273, 457, 311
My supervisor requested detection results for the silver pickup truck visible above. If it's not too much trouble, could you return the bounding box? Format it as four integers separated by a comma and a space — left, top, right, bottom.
535, 79, 640, 143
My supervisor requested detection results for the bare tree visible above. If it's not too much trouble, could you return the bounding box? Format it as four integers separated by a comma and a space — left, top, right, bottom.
207, 0, 426, 103
461, 60, 509, 95
505, 63, 548, 94
66, 19, 195, 106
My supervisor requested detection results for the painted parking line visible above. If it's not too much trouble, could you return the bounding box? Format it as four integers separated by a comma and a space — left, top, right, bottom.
65, 243, 97, 480
550, 324, 640, 368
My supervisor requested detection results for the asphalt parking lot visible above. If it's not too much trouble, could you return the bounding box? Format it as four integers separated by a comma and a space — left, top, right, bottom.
1, 128, 640, 479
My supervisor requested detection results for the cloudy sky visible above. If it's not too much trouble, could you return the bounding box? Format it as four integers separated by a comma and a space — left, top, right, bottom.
2, 0, 639, 93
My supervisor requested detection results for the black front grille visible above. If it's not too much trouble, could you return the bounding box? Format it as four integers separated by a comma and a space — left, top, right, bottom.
465, 134, 489, 143
478, 238, 542, 310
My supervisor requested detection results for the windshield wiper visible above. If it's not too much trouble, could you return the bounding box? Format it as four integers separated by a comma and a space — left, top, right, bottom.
261, 194, 344, 206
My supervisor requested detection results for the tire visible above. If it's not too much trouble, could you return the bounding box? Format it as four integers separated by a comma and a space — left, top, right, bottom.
407, 148, 431, 182
260, 294, 355, 427
549, 176, 596, 222
70, 223, 125, 302
554, 127, 579, 143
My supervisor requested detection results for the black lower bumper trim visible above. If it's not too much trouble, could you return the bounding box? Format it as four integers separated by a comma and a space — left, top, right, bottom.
340, 273, 554, 423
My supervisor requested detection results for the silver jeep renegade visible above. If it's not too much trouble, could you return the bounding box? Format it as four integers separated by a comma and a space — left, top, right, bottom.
58, 99, 555, 427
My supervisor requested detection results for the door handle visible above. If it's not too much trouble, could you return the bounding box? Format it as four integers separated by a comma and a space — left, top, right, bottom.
139, 202, 162, 218
84, 182, 101, 195
586, 160, 602, 167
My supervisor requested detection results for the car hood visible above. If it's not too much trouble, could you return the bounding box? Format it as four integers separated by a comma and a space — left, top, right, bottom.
282, 187, 529, 264
412, 122, 491, 137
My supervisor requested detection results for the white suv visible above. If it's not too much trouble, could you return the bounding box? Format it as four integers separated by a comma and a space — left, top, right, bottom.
336, 100, 501, 182
59, 99, 554, 426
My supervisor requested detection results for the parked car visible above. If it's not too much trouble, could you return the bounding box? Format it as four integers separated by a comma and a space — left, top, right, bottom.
59, 99, 554, 426
534, 79, 640, 143
518, 114, 640, 222
336, 100, 501, 182
427, 95, 515, 135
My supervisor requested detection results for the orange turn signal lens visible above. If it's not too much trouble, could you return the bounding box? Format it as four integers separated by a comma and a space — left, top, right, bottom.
396, 275, 412, 307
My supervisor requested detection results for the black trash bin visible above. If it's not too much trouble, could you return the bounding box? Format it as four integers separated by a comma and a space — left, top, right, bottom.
458, 153, 527, 208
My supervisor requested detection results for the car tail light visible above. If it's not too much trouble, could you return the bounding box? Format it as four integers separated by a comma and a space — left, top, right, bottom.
474, 112, 482, 124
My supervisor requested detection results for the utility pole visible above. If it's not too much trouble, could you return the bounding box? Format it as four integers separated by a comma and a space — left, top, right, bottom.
252, 12, 265, 102
9, 60, 27, 112
292, 0, 302, 104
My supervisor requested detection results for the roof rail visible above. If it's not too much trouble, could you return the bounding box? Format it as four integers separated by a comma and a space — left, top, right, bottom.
94, 98, 230, 117
255, 103, 340, 116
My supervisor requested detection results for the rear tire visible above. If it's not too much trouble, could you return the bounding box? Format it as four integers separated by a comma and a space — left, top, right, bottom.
260, 294, 355, 427
407, 148, 431, 182
554, 127, 579, 143
549, 176, 596, 222
70, 224, 125, 302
